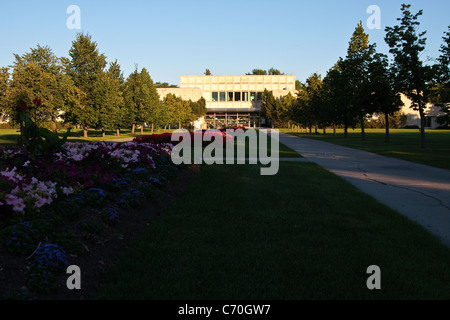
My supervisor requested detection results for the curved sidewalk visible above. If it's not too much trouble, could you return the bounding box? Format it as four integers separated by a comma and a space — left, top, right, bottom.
278, 132, 450, 247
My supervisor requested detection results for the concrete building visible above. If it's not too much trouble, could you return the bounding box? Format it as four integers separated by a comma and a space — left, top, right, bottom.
400, 94, 445, 129
157, 75, 297, 128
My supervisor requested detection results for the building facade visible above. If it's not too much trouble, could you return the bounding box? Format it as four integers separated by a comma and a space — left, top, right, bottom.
400, 94, 445, 129
157, 75, 297, 128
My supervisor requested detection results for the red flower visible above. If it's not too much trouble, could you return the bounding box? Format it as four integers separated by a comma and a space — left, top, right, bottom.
33, 98, 42, 107
18, 103, 25, 111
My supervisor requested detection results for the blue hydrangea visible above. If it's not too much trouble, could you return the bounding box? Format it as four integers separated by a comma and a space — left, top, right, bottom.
33, 244, 68, 270
87, 188, 106, 197
4, 221, 35, 254
132, 168, 149, 174
149, 177, 163, 187
112, 177, 131, 188
105, 207, 120, 223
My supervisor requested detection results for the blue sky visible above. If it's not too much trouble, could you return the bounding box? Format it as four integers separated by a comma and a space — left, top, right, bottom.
0, 0, 449, 85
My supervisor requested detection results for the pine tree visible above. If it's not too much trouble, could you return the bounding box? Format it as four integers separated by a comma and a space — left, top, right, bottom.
343, 21, 376, 141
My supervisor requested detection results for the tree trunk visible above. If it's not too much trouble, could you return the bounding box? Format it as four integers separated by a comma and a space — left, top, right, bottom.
19, 120, 24, 145
116, 129, 120, 136
151, 123, 154, 135
131, 124, 135, 135
164, 125, 167, 132
83, 125, 88, 138
314, 124, 318, 134
419, 107, 426, 148
51, 120, 58, 134
344, 124, 348, 138
141, 124, 144, 135
102, 128, 105, 138
333, 124, 336, 136
179, 121, 181, 129
359, 114, 366, 141
323, 127, 326, 135
384, 113, 390, 143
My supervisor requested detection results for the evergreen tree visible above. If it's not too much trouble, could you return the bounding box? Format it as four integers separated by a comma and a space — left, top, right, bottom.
93, 62, 124, 137
261, 89, 277, 127
0, 67, 9, 122
385, 4, 434, 148
343, 21, 376, 141
66, 33, 107, 138
323, 60, 354, 137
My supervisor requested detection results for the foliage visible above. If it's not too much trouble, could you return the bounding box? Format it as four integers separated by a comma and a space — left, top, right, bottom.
246, 68, 285, 75
65, 33, 107, 136
384, 4, 434, 147
123, 67, 160, 131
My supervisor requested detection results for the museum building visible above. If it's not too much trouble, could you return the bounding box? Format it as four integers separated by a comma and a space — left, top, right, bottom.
157, 75, 297, 128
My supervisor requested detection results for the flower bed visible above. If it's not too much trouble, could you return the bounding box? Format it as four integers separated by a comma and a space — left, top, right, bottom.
133, 129, 239, 147
0, 139, 186, 299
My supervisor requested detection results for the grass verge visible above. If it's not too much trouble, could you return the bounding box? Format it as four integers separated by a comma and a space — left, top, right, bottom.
281, 128, 450, 170
97, 162, 450, 300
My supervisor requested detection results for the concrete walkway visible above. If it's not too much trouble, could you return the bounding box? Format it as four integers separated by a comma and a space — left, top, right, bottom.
278, 132, 450, 247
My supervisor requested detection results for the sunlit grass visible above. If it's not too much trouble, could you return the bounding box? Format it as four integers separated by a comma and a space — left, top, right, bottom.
281, 128, 450, 170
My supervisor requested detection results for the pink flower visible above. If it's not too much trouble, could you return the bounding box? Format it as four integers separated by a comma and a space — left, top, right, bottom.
34, 197, 48, 208
5, 194, 26, 213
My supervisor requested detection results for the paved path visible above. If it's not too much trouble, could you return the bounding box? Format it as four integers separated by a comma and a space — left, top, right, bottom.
278, 132, 450, 247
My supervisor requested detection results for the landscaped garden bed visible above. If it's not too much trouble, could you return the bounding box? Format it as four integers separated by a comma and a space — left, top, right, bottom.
0, 135, 196, 299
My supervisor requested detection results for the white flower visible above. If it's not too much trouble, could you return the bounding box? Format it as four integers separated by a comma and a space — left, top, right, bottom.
62, 186, 74, 196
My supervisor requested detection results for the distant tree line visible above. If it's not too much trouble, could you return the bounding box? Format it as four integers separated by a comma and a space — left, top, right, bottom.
260, 4, 450, 147
0, 33, 206, 138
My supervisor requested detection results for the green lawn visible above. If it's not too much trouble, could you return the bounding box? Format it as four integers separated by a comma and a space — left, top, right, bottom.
0, 128, 301, 159
0, 128, 175, 144
281, 128, 450, 170
97, 162, 450, 300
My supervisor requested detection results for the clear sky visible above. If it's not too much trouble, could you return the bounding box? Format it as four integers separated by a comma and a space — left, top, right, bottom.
0, 0, 449, 85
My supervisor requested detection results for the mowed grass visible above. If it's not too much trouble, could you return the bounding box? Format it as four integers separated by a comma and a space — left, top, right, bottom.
97, 162, 450, 300
0, 128, 176, 144
0, 128, 301, 158
281, 128, 450, 170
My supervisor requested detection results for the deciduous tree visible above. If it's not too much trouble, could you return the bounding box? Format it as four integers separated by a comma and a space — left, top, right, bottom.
385, 4, 434, 148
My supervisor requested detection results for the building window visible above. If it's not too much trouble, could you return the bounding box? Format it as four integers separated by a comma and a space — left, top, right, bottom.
242, 92, 248, 101
220, 92, 226, 101
212, 92, 218, 102
250, 92, 256, 101
257, 92, 263, 102
227, 92, 233, 102
235, 92, 241, 101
